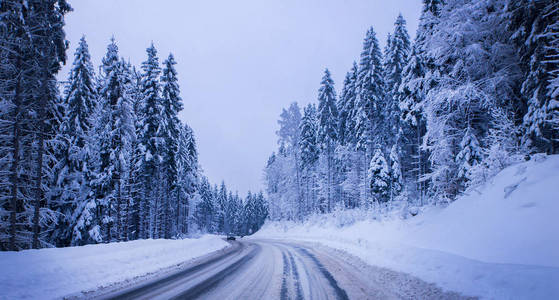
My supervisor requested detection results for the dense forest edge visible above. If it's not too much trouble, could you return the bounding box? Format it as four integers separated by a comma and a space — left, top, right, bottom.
1, 0, 558, 251
263, 0, 559, 221
0, 0, 267, 251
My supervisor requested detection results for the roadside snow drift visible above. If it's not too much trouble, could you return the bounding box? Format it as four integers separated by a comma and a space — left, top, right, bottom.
0, 235, 228, 299
255, 154, 559, 299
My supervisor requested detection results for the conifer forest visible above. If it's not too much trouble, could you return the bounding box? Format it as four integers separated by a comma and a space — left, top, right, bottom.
0, 1, 558, 299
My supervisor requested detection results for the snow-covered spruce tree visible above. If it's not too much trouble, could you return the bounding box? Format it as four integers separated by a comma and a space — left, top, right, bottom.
25, 0, 71, 249
194, 176, 214, 233
263, 153, 278, 220
244, 193, 254, 236
336, 63, 359, 209
384, 14, 411, 150
354, 27, 385, 158
126, 66, 143, 241
241, 191, 268, 236
177, 123, 199, 235
508, 0, 559, 153
338, 62, 359, 147
54, 36, 97, 247
299, 104, 319, 215
352, 27, 385, 207
0, 0, 67, 249
455, 127, 483, 189
113, 59, 136, 241
89, 39, 135, 243
0, 0, 37, 250
223, 192, 239, 235
368, 149, 390, 206
79, 38, 117, 245
138, 43, 162, 239
210, 183, 223, 232
253, 191, 268, 233
317, 69, 338, 213
160, 53, 183, 238
397, 0, 444, 204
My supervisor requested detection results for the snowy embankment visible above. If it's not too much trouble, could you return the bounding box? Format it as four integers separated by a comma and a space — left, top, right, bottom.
0, 235, 229, 299
254, 155, 559, 299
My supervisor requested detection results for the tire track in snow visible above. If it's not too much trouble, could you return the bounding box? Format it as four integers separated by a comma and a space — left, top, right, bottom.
288, 251, 304, 300
174, 243, 261, 299
280, 251, 289, 300
296, 247, 349, 300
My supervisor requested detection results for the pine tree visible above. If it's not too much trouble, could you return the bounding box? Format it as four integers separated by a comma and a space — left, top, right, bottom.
368, 149, 390, 204
0, 0, 27, 251
300, 104, 319, 170
127, 66, 144, 241
338, 62, 358, 146
455, 127, 482, 189
354, 27, 385, 157
160, 53, 183, 238
27, 0, 71, 249
299, 104, 319, 215
138, 43, 162, 238
384, 14, 411, 147
177, 123, 198, 235
317, 69, 338, 212
194, 177, 214, 232
88, 38, 135, 242
55, 36, 97, 246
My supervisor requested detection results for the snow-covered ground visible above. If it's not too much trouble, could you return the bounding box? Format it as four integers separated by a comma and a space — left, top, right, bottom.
254, 154, 559, 299
0, 235, 229, 299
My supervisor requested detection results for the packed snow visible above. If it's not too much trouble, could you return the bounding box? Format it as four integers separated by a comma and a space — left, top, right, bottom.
0, 235, 229, 299
255, 155, 559, 299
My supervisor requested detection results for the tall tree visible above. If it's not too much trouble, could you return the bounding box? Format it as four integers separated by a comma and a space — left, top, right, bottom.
398, 0, 445, 204
299, 104, 319, 215
354, 27, 385, 157
384, 14, 411, 147
138, 43, 162, 238
55, 36, 97, 246
27, 0, 71, 249
317, 69, 338, 212
160, 53, 183, 238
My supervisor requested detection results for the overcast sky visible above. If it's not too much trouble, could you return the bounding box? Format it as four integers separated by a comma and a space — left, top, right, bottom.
60, 0, 422, 196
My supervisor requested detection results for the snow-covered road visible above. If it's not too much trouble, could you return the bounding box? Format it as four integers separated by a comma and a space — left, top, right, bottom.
93, 239, 470, 300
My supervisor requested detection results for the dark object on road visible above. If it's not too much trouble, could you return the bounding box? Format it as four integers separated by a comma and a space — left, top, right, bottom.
227, 236, 236, 241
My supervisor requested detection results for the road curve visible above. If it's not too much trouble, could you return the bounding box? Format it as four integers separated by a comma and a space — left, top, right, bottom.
93, 239, 470, 300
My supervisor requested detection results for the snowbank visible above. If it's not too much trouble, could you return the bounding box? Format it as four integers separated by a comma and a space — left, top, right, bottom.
0, 235, 229, 299
255, 154, 559, 299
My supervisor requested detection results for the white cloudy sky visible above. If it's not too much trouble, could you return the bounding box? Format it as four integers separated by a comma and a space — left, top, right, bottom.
60, 0, 422, 195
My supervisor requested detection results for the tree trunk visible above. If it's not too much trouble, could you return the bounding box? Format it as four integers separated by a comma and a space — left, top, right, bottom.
9, 62, 23, 251
116, 178, 122, 241
184, 195, 189, 234
125, 177, 131, 241
176, 188, 180, 235
32, 100, 46, 249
